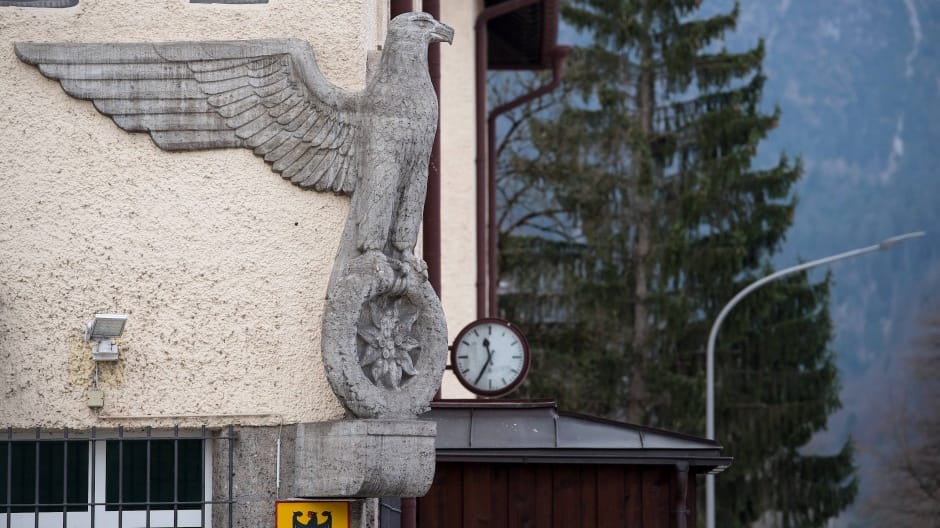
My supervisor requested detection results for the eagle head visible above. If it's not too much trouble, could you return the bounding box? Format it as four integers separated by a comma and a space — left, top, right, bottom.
388, 11, 455, 46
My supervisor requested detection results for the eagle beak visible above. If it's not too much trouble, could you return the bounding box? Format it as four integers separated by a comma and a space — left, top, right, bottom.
430, 21, 455, 45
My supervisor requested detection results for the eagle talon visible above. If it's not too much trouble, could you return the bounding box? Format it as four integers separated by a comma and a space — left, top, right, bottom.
402, 254, 428, 279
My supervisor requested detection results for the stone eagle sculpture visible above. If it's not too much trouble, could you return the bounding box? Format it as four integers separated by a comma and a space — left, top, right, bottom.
16, 12, 454, 419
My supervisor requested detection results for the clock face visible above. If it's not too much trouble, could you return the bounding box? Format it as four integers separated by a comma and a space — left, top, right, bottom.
451, 318, 530, 396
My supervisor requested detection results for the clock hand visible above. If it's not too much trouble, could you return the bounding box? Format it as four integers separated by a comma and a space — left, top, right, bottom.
475, 338, 494, 385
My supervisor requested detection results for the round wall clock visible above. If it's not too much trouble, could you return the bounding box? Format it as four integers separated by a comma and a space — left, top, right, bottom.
450, 318, 530, 397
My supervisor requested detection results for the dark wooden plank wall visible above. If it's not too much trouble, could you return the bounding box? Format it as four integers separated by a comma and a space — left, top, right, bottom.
418, 463, 697, 528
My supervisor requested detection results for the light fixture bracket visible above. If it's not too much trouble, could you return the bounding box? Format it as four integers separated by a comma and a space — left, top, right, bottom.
91, 338, 119, 362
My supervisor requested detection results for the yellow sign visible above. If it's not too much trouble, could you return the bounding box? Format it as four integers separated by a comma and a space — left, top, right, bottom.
276, 500, 350, 528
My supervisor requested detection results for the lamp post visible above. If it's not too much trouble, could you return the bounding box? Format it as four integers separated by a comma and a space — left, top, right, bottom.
705, 231, 925, 528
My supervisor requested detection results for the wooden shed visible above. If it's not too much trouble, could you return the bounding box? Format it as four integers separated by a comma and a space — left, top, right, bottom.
417, 401, 730, 528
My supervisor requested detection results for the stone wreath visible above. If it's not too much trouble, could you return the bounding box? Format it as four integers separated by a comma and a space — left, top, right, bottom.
322, 251, 447, 419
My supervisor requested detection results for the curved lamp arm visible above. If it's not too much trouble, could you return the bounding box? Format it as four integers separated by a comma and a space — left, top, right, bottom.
705, 230, 924, 528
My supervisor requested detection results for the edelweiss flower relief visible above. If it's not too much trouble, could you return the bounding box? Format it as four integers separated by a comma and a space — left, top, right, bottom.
359, 298, 420, 389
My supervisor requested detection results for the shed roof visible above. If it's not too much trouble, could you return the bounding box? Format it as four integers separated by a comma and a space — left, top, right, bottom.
421, 400, 731, 474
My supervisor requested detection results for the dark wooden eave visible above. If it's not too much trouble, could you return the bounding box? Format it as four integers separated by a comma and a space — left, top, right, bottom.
485, 0, 560, 70
421, 400, 731, 474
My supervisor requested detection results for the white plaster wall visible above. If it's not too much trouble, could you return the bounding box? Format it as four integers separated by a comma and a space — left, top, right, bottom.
0, 0, 385, 427
438, 0, 479, 399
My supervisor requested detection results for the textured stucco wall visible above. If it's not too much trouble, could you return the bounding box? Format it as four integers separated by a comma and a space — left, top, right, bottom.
438, 0, 479, 399
0, 0, 386, 427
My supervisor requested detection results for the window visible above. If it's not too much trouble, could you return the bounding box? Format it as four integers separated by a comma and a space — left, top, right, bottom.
105, 439, 203, 511
1, 427, 231, 528
0, 440, 89, 513
0, 1, 79, 8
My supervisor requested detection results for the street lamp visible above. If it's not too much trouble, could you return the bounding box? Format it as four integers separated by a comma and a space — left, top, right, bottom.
705, 231, 925, 528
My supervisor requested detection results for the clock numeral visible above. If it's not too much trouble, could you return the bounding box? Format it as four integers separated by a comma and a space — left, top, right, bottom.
460, 368, 469, 375
501, 377, 507, 385
462, 340, 470, 346
457, 355, 468, 359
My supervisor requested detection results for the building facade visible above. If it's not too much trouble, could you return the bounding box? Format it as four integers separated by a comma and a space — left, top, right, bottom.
0, 1, 482, 526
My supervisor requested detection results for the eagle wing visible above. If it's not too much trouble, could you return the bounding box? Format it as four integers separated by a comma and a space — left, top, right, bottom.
15, 39, 361, 195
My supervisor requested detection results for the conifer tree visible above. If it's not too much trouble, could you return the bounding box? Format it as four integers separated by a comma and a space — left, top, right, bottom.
496, 1, 857, 525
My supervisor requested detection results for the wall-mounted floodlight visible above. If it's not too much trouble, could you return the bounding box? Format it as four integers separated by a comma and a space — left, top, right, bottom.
85, 314, 128, 361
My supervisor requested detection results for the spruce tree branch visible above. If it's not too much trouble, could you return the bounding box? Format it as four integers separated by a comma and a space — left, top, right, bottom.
514, 220, 575, 241
500, 209, 567, 236
496, 175, 538, 216
495, 98, 558, 158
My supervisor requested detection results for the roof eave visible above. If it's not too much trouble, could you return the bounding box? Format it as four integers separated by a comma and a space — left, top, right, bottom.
485, 0, 561, 71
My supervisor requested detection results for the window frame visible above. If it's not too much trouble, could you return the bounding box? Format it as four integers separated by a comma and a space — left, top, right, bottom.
94, 430, 213, 528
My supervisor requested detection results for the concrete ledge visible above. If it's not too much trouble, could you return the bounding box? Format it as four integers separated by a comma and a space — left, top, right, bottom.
291, 419, 437, 498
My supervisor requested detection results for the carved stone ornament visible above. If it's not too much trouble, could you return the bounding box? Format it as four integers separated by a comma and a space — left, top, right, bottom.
16, 12, 455, 419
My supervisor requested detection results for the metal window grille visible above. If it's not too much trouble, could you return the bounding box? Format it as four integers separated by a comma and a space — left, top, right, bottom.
0, 1, 79, 8
1, 426, 235, 528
